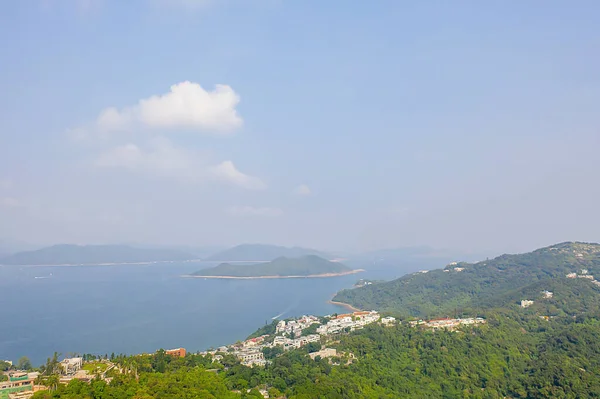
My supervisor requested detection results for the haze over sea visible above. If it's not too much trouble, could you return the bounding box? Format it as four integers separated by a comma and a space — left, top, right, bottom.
0, 260, 427, 365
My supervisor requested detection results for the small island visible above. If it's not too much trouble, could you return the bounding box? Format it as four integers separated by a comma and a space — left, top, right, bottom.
187, 255, 363, 279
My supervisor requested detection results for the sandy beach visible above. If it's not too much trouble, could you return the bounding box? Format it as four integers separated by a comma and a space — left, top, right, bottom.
327, 299, 363, 312
183, 268, 365, 280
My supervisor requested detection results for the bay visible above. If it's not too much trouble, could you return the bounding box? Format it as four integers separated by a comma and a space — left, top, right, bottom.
0, 261, 405, 366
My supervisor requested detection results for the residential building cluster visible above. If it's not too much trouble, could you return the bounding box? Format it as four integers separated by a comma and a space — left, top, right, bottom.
276, 315, 319, 337
273, 334, 321, 351
444, 263, 465, 273
566, 269, 600, 286
519, 290, 553, 309
316, 311, 381, 335
199, 311, 383, 366
409, 317, 486, 330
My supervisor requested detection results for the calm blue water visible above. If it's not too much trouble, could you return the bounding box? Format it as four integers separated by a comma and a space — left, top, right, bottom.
0, 261, 420, 366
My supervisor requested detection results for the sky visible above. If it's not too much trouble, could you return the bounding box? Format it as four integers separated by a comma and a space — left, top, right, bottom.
0, 0, 599, 254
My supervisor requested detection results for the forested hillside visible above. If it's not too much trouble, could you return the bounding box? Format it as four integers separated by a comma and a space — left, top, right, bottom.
33, 312, 600, 399
333, 242, 600, 318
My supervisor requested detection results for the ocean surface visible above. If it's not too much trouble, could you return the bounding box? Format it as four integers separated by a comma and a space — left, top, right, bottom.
0, 260, 428, 365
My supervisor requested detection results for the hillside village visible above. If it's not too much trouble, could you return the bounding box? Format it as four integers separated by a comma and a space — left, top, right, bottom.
2, 309, 492, 398
200, 311, 389, 367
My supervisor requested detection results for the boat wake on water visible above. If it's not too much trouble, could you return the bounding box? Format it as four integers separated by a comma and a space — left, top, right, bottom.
271, 301, 299, 320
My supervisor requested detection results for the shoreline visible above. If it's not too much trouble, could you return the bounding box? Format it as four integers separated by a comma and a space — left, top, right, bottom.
182, 269, 365, 280
328, 299, 363, 312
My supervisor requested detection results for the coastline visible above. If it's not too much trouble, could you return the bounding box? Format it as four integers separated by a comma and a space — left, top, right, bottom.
328, 299, 363, 312
182, 269, 365, 280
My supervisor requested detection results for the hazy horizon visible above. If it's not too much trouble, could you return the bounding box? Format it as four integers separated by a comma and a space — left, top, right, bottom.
1, 1, 598, 255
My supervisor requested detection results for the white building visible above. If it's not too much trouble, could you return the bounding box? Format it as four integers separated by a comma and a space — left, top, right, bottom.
381, 316, 396, 326
237, 351, 264, 365
60, 358, 82, 375
275, 320, 286, 334
520, 300, 534, 308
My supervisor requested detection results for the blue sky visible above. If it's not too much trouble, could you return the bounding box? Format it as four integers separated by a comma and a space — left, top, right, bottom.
1, 0, 599, 253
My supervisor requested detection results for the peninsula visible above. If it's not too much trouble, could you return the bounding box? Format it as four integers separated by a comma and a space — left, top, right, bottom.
189, 255, 362, 279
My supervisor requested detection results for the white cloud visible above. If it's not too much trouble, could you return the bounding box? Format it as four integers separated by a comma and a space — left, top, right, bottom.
293, 184, 311, 196
0, 197, 22, 207
89, 81, 242, 134
227, 205, 283, 217
211, 161, 266, 190
95, 138, 265, 189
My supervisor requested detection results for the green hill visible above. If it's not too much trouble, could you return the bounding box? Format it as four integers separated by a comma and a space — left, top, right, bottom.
193, 255, 353, 277
0, 244, 198, 265
205, 244, 330, 261
333, 242, 600, 317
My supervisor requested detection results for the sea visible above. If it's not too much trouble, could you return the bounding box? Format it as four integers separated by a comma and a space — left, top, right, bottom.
0, 260, 433, 365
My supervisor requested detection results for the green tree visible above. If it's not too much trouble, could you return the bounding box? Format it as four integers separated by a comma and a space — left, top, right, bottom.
0, 360, 10, 371
301, 323, 320, 336
17, 356, 32, 370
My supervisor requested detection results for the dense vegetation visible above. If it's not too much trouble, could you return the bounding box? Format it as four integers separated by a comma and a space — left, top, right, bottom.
246, 320, 278, 339
193, 256, 352, 277
32, 311, 600, 399
206, 244, 330, 262
0, 245, 197, 265
334, 242, 600, 318
26, 241, 600, 398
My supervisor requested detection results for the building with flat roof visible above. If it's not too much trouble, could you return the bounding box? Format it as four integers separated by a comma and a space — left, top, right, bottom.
60, 358, 82, 375
0, 373, 35, 399
165, 348, 186, 358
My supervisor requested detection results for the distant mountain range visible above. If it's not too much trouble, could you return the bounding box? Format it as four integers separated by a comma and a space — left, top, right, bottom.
192, 255, 355, 278
333, 241, 600, 318
0, 244, 198, 266
0, 238, 40, 256
205, 244, 331, 262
